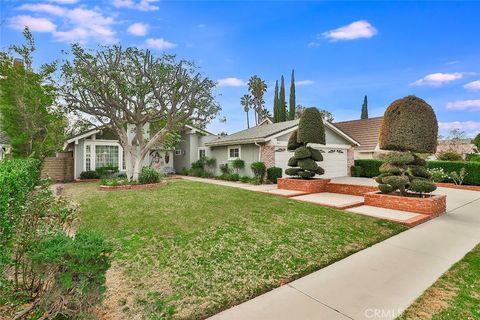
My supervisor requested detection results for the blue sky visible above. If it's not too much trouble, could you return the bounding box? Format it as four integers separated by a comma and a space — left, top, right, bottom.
1, 0, 480, 137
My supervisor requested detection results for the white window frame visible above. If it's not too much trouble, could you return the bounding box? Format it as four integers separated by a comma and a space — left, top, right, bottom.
227, 145, 241, 160
175, 149, 182, 156
198, 147, 206, 159
84, 140, 124, 172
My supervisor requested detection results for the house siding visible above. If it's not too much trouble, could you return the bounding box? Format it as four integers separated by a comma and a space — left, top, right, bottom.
210, 144, 260, 177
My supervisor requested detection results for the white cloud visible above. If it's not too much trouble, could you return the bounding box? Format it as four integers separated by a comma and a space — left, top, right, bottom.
145, 38, 177, 50
9, 15, 57, 32
307, 41, 320, 48
112, 0, 159, 11
410, 72, 464, 86
127, 22, 148, 36
322, 20, 377, 41
48, 0, 79, 3
446, 100, 480, 111
14, 4, 116, 43
296, 80, 314, 86
217, 77, 246, 87
439, 121, 480, 130
446, 60, 460, 65
464, 80, 480, 91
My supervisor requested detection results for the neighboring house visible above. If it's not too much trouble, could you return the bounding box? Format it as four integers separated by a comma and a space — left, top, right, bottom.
436, 139, 479, 158
64, 124, 213, 179
205, 119, 360, 178
0, 127, 11, 161
334, 117, 384, 159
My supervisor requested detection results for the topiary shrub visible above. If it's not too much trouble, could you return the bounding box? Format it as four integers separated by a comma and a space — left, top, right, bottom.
285, 108, 325, 179
437, 151, 463, 161
473, 133, 480, 149
138, 166, 161, 184
379, 95, 438, 153
230, 159, 245, 174
250, 161, 266, 183
267, 167, 282, 183
351, 166, 362, 177
80, 170, 100, 179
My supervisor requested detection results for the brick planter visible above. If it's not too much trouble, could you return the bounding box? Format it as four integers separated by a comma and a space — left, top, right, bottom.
436, 183, 480, 192
364, 192, 447, 216
325, 183, 379, 196
99, 182, 166, 191
277, 178, 331, 193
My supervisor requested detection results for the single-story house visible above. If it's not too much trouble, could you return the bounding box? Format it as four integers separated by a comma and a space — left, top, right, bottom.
64, 124, 213, 179
436, 139, 479, 159
204, 119, 360, 178
0, 128, 11, 161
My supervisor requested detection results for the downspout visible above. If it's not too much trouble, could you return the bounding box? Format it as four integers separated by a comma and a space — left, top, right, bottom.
254, 140, 262, 162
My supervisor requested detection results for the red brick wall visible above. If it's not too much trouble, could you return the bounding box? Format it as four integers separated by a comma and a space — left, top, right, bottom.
261, 143, 276, 168
326, 183, 378, 196
41, 156, 74, 182
364, 192, 447, 216
278, 178, 330, 193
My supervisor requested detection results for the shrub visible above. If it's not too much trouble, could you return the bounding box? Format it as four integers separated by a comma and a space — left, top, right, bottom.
437, 151, 463, 161
29, 231, 111, 319
250, 161, 266, 182
350, 165, 362, 177
473, 133, 480, 148
309, 148, 323, 161
450, 168, 467, 185
230, 159, 245, 174
267, 167, 282, 183
95, 165, 119, 178
219, 163, 230, 175
80, 170, 100, 179
287, 129, 302, 151
228, 173, 240, 181
427, 161, 480, 185
297, 107, 326, 144
379, 95, 438, 153
409, 179, 437, 194
180, 167, 189, 176
294, 146, 311, 159
138, 166, 161, 184
354, 159, 383, 178
100, 178, 129, 186
427, 167, 449, 182
240, 176, 251, 183
287, 156, 297, 166
466, 154, 480, 162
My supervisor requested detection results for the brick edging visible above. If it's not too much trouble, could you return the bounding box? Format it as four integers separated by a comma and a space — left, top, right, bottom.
364, 191, 447, 216
436, 183, 480, 192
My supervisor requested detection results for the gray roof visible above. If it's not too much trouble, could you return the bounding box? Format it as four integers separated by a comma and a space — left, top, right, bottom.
206, 120, 299, 146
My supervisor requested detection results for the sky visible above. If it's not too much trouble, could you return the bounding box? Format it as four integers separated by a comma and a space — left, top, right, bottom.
1, 0, 480, 137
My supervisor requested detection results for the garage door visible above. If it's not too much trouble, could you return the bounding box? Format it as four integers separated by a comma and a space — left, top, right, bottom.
275, 146, 348, 178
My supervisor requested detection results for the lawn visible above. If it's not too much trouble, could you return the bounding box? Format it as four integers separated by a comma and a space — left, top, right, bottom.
64, 180, 406, 319
399, 244, 480, 320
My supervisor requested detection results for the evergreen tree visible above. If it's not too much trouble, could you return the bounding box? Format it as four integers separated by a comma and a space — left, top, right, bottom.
289, 69, 296, 120
273, 80, 279, 123
279, 75, 286, 122
361, 95, 369, 119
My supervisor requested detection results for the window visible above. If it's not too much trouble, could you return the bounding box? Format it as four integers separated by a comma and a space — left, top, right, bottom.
95, 145, 119, 168
175, 149, 182, 156
228, 146, 241, 160
85, 145, 91, 171
122, 149, 126, 170
198, 148, 206, 159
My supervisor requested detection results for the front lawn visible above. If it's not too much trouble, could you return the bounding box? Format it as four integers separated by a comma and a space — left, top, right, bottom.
399, 244, 480, 320
64, 180, 405, 319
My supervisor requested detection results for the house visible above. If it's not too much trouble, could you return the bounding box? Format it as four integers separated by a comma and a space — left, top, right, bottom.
204, 119, 360, 178
334, 117, 384, 159
64, 124, 213, 179
0, 127, 11, 161
436, 139, 479, 158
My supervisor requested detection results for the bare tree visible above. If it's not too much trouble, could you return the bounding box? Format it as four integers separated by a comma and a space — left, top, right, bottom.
61, 45, 220, 180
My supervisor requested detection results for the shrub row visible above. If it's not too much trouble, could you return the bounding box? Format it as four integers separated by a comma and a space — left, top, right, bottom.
354, 159, 480, 185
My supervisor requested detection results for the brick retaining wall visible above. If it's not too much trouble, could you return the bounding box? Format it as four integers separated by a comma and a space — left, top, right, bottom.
41, 156, 74, 182
364, 192, 447, 216
325, 183, 378, 196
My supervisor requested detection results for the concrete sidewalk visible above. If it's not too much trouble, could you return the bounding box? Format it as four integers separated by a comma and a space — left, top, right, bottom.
203, 180, 480, 320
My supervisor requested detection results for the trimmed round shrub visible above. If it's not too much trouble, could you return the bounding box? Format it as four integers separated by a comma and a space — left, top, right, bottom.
410, 154, 427, 166
250, 161, 266, 182
409, 179, 437, 193
408, 165, 431, 179
382, 151, 414, 165
294, 146, 311, 159
285, 167, 302, 176
381, 175, 409, 189
228, 173, 240, 181
298, 171, 315, 179
298, 158, 318, 172
309, 148, 323, 161
315, 167, 325, 175
375, 173, 389, 184
230, 159, 245, 173
287, 156, 298, 167
379, 95, 438, 153
379, 163, 402, 175
287, 129, 302, 151
267, 167, 282, 183
80, 170, 100, 179
138, 166, 161, 184
437, 151, 463, 161
297, 107, 325, 144
379, 184, 395, 194
351, 165, 362, 177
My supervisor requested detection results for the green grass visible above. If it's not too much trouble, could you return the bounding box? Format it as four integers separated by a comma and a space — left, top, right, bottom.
399, 244, 480, 320
65, 180, 405, 319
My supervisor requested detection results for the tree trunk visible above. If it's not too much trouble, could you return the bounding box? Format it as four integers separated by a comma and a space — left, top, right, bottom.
126, 146, 146, 181
246, 111, 250, 128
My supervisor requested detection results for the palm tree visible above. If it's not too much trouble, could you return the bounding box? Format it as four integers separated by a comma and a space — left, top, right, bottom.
240, 94, 253, 128
247, 75, 267, 125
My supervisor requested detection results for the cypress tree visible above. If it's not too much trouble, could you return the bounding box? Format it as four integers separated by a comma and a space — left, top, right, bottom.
273, 80, 279, 123
289, 69, 296, 120
279, 75, 286, 122
361, 95, 369, 119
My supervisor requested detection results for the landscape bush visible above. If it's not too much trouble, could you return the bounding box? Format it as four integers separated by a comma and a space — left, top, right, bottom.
80, 170, 100, 179
138, 166, 162, 184
100, 177, 130, 186
437, 151, 463, 161
353, 159, 383, 177
466, 154, 480, 162
350, 165, 362, 177
95, 165, 119, 177
230, 159, 245, 174
473, 133, 480, 148
250, 161, 266, 182
267, 167, 282, 183
219, 163, 230, 175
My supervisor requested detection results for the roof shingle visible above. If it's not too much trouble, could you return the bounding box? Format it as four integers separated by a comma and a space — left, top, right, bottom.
334, 117, 383, 151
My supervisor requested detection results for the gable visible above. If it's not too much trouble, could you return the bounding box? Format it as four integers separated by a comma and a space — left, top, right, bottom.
275, 125, 353, 145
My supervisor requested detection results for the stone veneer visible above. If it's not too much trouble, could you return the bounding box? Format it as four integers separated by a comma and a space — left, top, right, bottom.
364, 192, 447, 216
278, 178, 331, 193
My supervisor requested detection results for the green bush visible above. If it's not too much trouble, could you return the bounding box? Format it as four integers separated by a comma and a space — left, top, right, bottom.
287, 156, 297, 166
473, 133, 480, 148
230, 159, 245, 174
298, 158, 318, 172
287, 129, 302, 151
427, 167, 449, 182
350, 165, 362, 177
409, 179, 437, 194
297, 107, 326, 144
0, 158, 41, 267
100, 177, 130, 186
180, 167, 189, 175
228, 173, 240, 181
138, 166, 162, 184
382, 151, 414, 165
267, 167, 282, 183
250, 161, 266, 182
466, 154, 480, 162
29, 231, 111, 319
354, 159, 383, 177
437, 151, 463, 161
240, 176, 251, 183
285, 167, 301, 176
427, 161, 480, 185
309, 148, 323, 161
294, 146, 311, 159
219, 163, 230, 175
80, 170, 100, 179
95, 165, 119, 178
379, 95, 438, 153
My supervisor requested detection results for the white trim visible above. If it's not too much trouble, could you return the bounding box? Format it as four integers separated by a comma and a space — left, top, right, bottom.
325, 122, 361, 146
174, 149, 182, 156
258, 118, 274, 126
227, 145, 241, 160
198, 147, 206, 159
83, 141, 124, 172
185, 124, 213, 136
64, 129, 101, 149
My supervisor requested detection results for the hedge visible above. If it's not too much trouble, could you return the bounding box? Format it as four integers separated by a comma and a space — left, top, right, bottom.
0, 158, 42, 265
354, 158, 480, 185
